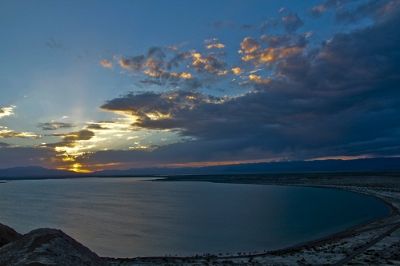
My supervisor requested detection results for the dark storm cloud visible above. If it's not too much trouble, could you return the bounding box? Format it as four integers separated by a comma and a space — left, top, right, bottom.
91, 6, 400, 165
38, 122, 75, 131
101, 90, 221, 129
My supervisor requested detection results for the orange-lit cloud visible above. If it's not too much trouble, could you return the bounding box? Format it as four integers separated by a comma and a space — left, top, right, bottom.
248, 74, 271, 84
240, 36, 303, 64
170, 72, 192, 79
45, 129, 96, 172
205, 38, 226, 49
100, 59, 113, 68
240, 37, 260, 54
206, 43, 225, 49
231, 67, 242, 75
191, 51, 227, 75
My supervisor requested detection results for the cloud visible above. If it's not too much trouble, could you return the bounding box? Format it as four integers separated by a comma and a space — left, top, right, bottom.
6, 1, 392, 171
49, 129, 95, 148
310, 0, 400, 22
240, 37, 260, 54
38, 122, 75, 131
336, 0, 400, 23
261, 33, 308, 48
0, 106, 15, 119
114, 46, 210, 90
105, 28, 306, 95
239, 35, 305, 67
248, 74, 271, 84
119, 55, 146, 71
86, 123, 110, 130
280, 12, 304, 33
102, 42, 241, 92
101, 90, 223, 129
100, 59, 113, 68
42, 129, 96, 172
0, 127, 39, 139
0, 106, 40, 140
118, 47, 166, 74
205, 38, 225, 49
45, 38, 64, 50
88, 8, 400, 167
310, 4, 328, 17
310, 0, 342, 17
0, 146, 56, 168
190, 51, 227, 75
231, 67, 242, 75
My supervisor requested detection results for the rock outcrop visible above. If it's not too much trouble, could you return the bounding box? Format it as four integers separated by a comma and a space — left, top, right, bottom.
0, 228, 106, 266
0, 223, 21, 248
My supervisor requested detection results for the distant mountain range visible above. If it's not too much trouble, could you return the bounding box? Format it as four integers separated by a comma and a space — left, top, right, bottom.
0, 157, 399, 179
0, 166, 78, 179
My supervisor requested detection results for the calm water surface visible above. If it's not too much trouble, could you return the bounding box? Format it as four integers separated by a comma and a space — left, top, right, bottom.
0, 178, 390, 257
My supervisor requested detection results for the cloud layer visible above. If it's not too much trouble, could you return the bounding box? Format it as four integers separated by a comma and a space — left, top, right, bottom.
2, 1, 400, 171
84, 5, 400, 168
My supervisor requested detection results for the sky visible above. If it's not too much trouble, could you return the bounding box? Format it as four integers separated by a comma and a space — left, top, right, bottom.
0, 0, 399, 172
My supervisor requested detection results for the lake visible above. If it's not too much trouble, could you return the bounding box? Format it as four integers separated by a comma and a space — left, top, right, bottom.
0, 178, 390, 257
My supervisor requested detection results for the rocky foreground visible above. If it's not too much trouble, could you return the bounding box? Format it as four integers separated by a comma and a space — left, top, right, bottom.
0, 173, 399, 265
0, 225, 106, 266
